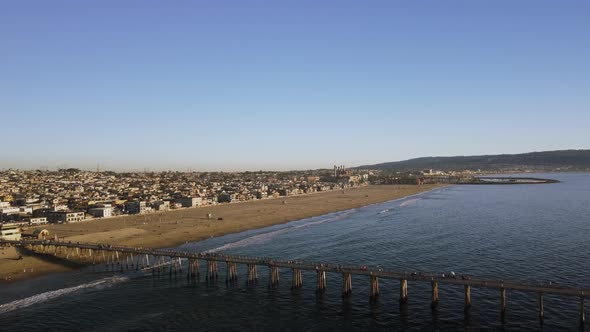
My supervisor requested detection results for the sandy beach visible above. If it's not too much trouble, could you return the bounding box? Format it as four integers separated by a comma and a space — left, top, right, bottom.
0, 185, 441, 282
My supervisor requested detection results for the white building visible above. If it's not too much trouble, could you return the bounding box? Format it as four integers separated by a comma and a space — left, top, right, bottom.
19, 206, 33, 214
152, 200, 170, 211
29, 217, 48, 226
88, 207, 113, 218
0, 223, 21, 240
0, 207, 20, 215
124, 201, 150, 214
175, 197, 203, 208
45, 211, 85, 223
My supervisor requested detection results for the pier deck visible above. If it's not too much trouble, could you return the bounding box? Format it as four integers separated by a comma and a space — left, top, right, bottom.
2, 239, 586, 324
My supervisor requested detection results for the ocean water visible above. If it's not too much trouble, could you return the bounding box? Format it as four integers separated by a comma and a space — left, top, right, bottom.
1, 173, 589, 331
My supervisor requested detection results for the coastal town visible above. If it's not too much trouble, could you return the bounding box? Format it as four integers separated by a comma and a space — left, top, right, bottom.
0, 162, 553, 242
0, 166, 371, 234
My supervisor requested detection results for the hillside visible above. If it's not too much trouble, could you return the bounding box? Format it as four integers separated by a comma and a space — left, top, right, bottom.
355, 150, 590, 172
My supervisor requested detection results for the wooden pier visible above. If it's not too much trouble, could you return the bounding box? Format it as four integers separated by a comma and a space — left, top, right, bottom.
2, 239, 587, 325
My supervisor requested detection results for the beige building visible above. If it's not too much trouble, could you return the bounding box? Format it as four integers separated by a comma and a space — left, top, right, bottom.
0, 223, 21, 240
88, 207, 113, 218
45, 211, 85, 223
124, 201, 149, 214
152, 200, 170, 211
28, 217, 48, 226
307, 176, 320, 183
175, 197, 203, 208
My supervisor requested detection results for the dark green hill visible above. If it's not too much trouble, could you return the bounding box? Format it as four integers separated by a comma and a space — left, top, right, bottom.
355, 150, 590, 171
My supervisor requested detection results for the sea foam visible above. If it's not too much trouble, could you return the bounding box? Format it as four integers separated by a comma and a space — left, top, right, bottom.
0, 276, 129, 314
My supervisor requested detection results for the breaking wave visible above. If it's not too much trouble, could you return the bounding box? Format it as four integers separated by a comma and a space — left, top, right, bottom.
205, 210, 355, 253
400, 198, 422, 207
0, 276, 129, 314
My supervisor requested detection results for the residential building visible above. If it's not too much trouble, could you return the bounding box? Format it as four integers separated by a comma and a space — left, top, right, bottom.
28, 217, 48, 226
0, 223, 21, 240
88, 207, 113, 218
307, 176, 320, 183
124, 201, 150, 214
0, 207, 20, 215
44, 211, 85, 223
175, 196, 203, 208
152, 200, 170, 211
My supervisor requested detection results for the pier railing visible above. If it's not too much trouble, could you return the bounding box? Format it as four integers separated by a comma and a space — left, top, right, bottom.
2, 239, 586, 324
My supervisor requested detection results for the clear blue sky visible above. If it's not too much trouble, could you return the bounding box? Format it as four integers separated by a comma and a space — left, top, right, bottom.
1, 1, 588, 171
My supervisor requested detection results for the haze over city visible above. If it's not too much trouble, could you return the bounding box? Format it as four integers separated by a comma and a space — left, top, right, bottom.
2, 1, 589, 171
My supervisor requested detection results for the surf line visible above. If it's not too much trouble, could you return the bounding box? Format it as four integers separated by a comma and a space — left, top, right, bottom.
0, 276, 129, 314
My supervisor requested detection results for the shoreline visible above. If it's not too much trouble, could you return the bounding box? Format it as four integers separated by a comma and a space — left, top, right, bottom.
0, 184, 444, 283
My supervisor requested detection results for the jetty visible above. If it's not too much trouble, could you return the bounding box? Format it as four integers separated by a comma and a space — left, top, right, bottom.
421, 176, 560, 185
1, 239, 586, 325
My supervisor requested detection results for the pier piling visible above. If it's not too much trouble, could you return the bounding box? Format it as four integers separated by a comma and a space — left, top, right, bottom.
431, 281, 439, 309
207, 260, 218, 280
247, 264, 258, 284
500, 288, 506, 319
316, 270, 326, 294
581, 296, 585, 325
539, 293, 544, 322
195, 259, 200, 276
342, 273, 352, 297
292, 268, 302, 289
269, 265, 279, 288
188, 259, 200, 279
226, 262, 238, 283
464, 285, 472, 311
400, 279, 408, 304
186, 259, 191, 279
370, 275, 379, 302
4, 239, 589, 326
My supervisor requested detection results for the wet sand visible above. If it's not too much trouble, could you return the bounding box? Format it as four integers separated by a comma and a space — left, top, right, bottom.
0, 185, 442, 282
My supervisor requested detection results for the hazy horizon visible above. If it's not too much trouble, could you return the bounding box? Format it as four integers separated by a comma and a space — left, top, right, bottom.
2, 1, 588, 170
2, 148, 588, 172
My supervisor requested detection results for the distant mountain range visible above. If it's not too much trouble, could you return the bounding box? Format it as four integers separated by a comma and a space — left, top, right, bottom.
354, 150, 590, 172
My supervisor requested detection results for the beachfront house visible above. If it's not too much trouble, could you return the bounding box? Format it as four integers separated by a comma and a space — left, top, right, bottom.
0, 223, 22, 240
44, 211, 85, 223
175, 196, 203, 208
88, 206, 113, 218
